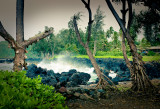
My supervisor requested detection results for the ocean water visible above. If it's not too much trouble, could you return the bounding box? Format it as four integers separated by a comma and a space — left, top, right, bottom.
0, 58, 117, 82
37, 58, 97, 82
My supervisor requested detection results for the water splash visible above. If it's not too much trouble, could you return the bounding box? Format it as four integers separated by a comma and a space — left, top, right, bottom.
37, 57, 97, 82
109, 70, 117, 79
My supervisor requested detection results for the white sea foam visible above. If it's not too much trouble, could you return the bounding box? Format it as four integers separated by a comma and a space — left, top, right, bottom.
109, 70, 117, 79
37, 57, 97, 82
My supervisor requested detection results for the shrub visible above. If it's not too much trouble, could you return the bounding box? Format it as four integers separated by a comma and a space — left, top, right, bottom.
0, 70, 68, 109
147, 51, 156, 56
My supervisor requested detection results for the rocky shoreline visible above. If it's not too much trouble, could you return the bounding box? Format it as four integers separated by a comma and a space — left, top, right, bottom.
24, 58, 160, 100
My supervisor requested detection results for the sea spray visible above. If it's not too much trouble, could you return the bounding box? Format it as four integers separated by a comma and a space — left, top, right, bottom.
37, 57, 97, 82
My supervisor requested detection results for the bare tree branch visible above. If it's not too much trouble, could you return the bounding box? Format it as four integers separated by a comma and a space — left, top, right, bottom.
0, 21, 17, 49
22, 28, 53, 47
73, 16, 85, 47
121, 0, 128, 26
127, 0, 133, 30
105, 0, 127, 34
88, 0, 90, 6
81, 0, 93, 44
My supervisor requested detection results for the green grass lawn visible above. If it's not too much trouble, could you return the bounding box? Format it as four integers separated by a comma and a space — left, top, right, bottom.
71, 55, 160, 62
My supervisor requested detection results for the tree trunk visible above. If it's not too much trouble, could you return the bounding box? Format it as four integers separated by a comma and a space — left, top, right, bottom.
121, 0, 134, 81
0, 0, 53, 71
13, 0, 25, 71
105, 0, 156, 92
85, 45, 108, 89
121, 33, 134, 79
73, 0, 116, 89
16, 0, 24, 43
13, 48, 26, 71
93, 40, 97, 56
126, 32, 155, 91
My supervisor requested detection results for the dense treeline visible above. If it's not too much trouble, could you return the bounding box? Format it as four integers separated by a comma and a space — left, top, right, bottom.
0, 28, 157, 59
0, 6, 159, 59
0, 26, 158, 59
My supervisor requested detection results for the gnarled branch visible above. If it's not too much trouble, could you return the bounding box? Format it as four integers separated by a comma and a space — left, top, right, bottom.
22, 28, 53, 47
0, 21, 17, 49
81, 0, 93, 44
105, 0, 127, 34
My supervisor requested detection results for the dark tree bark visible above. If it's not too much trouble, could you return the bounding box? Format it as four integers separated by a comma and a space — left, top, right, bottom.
105, 0, 156, 92
73, 0, 116, 89
0, 0, 53, 71
121, 0, 134, 79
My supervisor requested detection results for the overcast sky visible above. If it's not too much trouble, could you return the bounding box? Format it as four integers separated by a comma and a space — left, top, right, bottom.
0, 0, 147, 41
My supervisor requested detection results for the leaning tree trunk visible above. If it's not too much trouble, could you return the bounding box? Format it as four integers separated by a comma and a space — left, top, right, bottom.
85, 45, 108, 88
0, 0, 53, 71
126, 32, 155, 91
72, 0, 117, 89
105, 0, 156, 92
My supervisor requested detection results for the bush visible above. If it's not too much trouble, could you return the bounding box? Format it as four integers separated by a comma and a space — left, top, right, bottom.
0, 70, 68, 109
147, 51, 156, 56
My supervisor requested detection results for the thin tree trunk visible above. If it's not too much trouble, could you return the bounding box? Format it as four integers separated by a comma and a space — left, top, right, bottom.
121, 0, 134, 80
85, 45, 108, 88
73, 0, 114, 89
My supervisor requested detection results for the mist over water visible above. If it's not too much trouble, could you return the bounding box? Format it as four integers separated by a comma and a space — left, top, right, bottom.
0, 62, 13, 71
37, 57, 97, 82
0, 56, 117, 82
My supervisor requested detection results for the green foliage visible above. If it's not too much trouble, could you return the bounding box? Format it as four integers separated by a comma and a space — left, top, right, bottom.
106, 27, 114, 38
136, 10, 160, 46
0, 70, 67, 109
0, 41, 15, 58
147, 51, 156, 56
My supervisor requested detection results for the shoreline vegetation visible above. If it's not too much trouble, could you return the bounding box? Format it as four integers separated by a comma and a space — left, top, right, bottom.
0, 55, 160, 62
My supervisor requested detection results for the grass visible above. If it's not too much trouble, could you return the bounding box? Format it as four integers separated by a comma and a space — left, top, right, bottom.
141, 56, 160, 62
72, 55, 160, 62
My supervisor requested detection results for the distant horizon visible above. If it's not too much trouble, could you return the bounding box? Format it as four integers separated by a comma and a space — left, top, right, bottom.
0, 0, 147, 41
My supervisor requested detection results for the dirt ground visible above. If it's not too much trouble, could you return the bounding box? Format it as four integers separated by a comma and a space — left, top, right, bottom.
66, 79, 160, 109
66, 91, 160, 109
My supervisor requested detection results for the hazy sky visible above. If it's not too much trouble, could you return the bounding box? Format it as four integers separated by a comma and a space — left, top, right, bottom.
0, 0, 147, 41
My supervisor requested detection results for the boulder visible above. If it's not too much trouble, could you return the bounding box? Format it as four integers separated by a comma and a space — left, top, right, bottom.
67, 72, 91, 87
61, 69, 77, 76
59, 87, 67, 93
59, 76, 69, 86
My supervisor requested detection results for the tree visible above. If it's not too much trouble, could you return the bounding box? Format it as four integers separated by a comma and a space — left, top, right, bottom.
105, 0, 156, 92
112, 31, 120, 49
92, 6, 105, 56
73, 0, 115, 89
0, 0, 53, 71
106, 26, 114, 38
136, 10, 160, 46
132, 0, 160, 12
